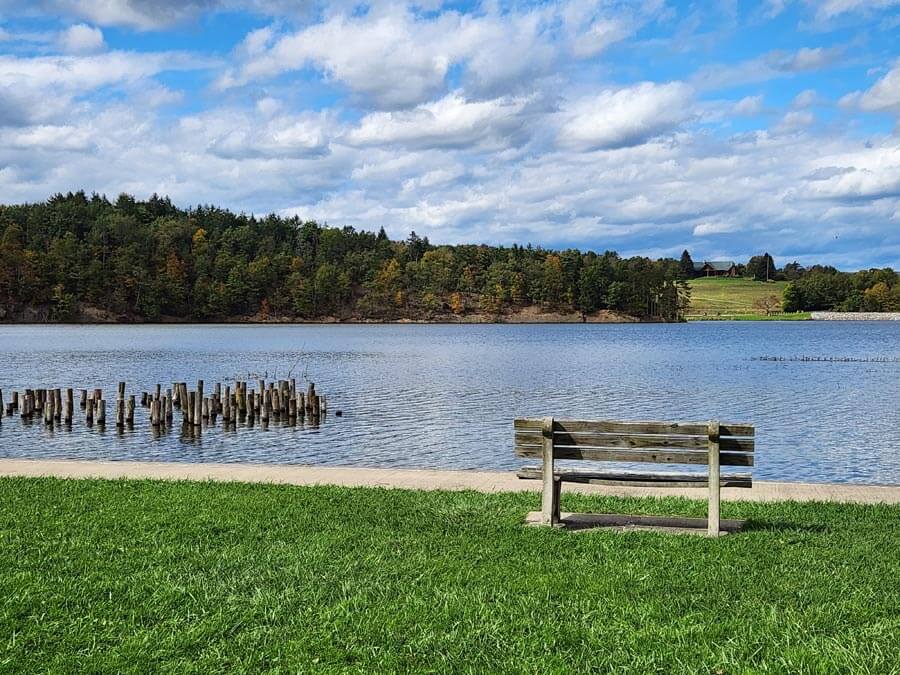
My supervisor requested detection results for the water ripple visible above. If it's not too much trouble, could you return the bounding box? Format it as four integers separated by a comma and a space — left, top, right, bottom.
1, 322, 899, 484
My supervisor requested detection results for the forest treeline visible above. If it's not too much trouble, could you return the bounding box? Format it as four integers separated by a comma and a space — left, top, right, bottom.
0, 192, 690, 322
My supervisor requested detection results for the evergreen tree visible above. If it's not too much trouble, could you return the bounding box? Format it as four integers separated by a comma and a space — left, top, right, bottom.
747, 252, 776, 281
679, 250, 695, 278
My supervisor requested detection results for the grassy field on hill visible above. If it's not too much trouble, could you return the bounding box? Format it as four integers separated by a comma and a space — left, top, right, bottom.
687, 277, 808, 320
1, 478, 898, 672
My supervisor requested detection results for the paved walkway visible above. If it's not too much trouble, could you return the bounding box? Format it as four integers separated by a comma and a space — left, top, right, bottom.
2, 459, 899, 504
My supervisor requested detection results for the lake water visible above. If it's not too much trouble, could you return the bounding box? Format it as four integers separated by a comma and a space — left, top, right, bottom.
1, 322, 899, 485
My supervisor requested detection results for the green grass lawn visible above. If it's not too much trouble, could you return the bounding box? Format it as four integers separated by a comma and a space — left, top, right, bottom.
2, 478, 898, 673
687, 277, 798, 319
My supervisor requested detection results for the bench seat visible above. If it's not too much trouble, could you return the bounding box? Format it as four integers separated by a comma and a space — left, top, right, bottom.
516, 467, 752, 488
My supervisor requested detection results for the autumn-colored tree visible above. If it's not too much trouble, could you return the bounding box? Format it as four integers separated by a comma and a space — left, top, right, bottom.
753, 294, 782, 316
449, 292, 465, 315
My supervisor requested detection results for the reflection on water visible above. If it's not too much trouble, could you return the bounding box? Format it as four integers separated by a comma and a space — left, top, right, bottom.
1, 322, 899, 485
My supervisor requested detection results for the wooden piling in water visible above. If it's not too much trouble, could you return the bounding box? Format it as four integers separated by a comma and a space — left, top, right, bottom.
65, 389, 73, 424
194, 381, 203, 426
96, 399, 106, 426
79, 389, 87, 409
126, 396, 135, 425
261, 389, 270, 423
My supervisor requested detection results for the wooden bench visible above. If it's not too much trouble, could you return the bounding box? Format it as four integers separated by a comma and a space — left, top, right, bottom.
515, 417, 755, 536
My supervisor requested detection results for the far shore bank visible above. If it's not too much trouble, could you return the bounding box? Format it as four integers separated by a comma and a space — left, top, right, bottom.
6, 306, 900, 325
1, 304, 647, 325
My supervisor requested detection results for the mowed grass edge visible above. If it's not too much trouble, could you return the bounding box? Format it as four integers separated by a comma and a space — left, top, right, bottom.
1, 477, 898, 673
688, 277, 794, 319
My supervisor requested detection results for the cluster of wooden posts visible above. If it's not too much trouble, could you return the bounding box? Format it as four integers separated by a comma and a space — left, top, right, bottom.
754, 355, 900, 363
0, 379, 329, 431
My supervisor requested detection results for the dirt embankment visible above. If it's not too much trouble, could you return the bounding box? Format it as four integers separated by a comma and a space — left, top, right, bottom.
0, 303, 645, 325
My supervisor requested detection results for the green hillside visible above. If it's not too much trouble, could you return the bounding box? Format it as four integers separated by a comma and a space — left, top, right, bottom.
687, 277, 797, 319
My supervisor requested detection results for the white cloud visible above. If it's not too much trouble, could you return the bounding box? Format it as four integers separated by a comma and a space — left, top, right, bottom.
792, 89, 819, 108
733, 95, 764, 116
180, 108, 335, 159
812, 0, 900, 20
767, 47, 842, 72
344, 92, 540, 150
570, 17, 632, 58
859, 61, 900, 113
802, 144, 900, 201
2, 124, 94, 150
557, 82, 694, 151
217, 10, 457, 108
0, 51, 207, 92
0, 0, 897, 270
775, 110, 815, 133
693, 221, 738, 236
695, 47, 843, 91
217, 2, 667, 108
59, 24, 105, 53
9, 0, 315, 30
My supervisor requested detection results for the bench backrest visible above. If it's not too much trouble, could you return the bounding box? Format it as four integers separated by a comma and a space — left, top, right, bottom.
514, 418, 755, 466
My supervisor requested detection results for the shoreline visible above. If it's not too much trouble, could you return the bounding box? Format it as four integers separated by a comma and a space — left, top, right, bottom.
2, 459, 898, 504
1, 306, 646, 325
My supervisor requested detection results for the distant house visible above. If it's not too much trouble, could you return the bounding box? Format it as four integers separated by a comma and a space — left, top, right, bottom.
694, 261, 737, 277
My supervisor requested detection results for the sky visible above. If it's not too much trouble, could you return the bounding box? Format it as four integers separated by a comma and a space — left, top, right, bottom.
0, 1, 899, 269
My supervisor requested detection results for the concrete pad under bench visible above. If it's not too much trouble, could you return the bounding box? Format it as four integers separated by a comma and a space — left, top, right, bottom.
525, 511, 747, 535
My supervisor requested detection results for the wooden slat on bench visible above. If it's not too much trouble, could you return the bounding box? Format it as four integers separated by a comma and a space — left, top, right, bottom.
517, 467, 753, 488
514, 432, 753, 453
515, 418, 755, 437
515, 445, 754, 466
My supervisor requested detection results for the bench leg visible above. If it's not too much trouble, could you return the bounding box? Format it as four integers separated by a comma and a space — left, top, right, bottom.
540, 468, 556, 526
540, 416, 556, 526
708, 420, 721, 537
551, 476, 561, 525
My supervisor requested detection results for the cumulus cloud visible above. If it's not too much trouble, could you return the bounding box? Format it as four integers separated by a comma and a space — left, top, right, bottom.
180, 107, 335, 159
0, 51, 209, 92
791, 89, 819, 108
557, 82, 694, 151
0, 0, 898, 269
58, 24, 105, 53
693, 221, 739, 236
858, 61, 900, 113
775, 110, 815, 133
2, 124, 94, 151
733, 95, 764, 116
812, 0, 900, 20
695, 46, 843, 90
767, 47, 842, 72
217, 10, 458, 108
2, 0, 315, 30
217, 2, 667, 108
344, 92, 541, 150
